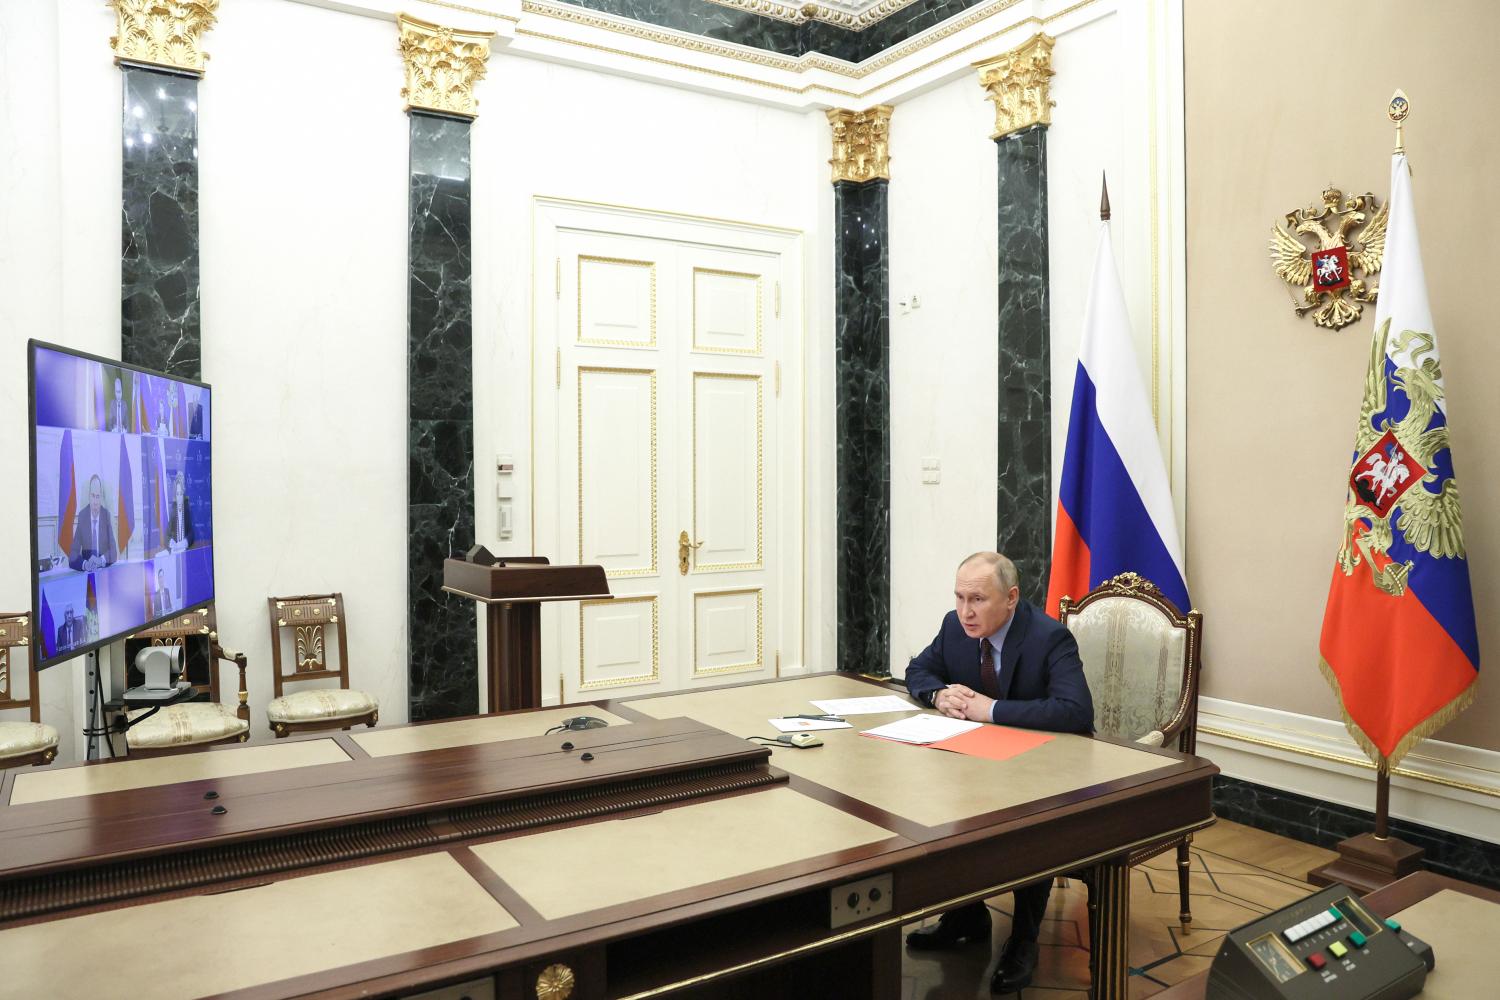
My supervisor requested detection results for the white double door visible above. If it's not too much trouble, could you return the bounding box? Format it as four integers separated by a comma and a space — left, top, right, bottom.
536, 204, 800, 703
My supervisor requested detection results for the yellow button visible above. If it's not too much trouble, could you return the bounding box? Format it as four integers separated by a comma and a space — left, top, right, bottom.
1328, 941, 1348, 959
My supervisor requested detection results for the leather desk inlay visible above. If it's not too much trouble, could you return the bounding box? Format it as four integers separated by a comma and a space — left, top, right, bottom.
353, 707, 633, 757
0, 852, 515, 1000
8, 738, 350, 805
1389, 890, 1500, 1000
626, 676, 1169, 826
473, 785, 897, 919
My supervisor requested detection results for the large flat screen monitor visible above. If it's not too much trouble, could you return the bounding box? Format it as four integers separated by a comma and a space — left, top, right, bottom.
28, 341, 214, 669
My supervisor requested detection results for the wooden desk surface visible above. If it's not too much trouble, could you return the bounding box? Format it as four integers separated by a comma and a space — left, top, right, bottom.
1153, 871, 1500, 999
0, 673, 1218, 1000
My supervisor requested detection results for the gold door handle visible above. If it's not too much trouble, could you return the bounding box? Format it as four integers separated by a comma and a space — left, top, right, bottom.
678, 530, 704, 575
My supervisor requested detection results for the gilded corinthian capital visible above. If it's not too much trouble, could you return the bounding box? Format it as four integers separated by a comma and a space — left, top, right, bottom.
397, 14, 495, 119
826, 106, 893, 184
109, 0, 219, 75
975, 33, 1055, 140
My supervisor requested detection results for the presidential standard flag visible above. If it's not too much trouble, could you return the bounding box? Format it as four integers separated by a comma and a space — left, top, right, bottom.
1046, 208, 1189, 617
1318, 150, 1479, 768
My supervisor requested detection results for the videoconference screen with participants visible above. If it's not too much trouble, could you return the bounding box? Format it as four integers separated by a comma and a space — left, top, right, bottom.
29, 341, 215, 668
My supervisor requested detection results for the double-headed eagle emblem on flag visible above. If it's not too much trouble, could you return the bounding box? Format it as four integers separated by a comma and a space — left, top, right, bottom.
1269, 187, 1388, 329
1336, 319, 1466, 597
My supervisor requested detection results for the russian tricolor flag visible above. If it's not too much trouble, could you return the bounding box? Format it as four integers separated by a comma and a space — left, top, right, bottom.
1046, 204, 1189, 617
1318, 150, 1478, 768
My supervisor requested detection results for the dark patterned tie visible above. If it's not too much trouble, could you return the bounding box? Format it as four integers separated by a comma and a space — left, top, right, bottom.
979, 637, 999, 700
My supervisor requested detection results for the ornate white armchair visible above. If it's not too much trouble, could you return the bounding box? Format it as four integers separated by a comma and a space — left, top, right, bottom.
1059, 571, 1204, 928
0, 613, 59, 768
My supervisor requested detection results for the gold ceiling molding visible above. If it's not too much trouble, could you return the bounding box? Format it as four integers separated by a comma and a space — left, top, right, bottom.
703, 0, 924, 29
397, 13, 495, 119
108, 0, 219, 75
517, 0, 1057, 83
975, 32, 1055, 139
826, 105, 892, 182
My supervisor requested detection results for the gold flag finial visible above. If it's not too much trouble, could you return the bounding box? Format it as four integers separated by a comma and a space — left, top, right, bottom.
1388, 89, 1409, 155
1099, 171, 1111, 221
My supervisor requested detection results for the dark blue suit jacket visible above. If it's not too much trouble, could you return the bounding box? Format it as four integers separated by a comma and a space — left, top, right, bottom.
904, 600, 1094, 734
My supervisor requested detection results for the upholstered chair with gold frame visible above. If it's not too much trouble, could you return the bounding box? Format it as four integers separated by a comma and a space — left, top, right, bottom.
266, 594, 378, 737
1059, 571, 1204, 929
0, 613, 60, 768
124, 606, 251, 757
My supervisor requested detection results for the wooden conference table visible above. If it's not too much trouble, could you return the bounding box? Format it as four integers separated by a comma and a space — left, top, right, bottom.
0, 674, 1217, 999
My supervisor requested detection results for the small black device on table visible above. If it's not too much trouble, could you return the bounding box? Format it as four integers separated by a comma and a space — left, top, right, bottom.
1207, 883, 1431, 999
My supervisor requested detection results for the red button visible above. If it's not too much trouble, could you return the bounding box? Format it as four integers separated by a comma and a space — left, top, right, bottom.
1307, 953, 1327, 970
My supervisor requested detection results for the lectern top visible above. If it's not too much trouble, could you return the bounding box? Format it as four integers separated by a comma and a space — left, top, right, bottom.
441, 558, 612, 604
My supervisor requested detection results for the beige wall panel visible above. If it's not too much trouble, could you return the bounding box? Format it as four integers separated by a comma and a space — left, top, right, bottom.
1185, 0, 1500, 749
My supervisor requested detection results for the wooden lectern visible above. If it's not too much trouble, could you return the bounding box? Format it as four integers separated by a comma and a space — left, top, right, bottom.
442, 554, 611, 713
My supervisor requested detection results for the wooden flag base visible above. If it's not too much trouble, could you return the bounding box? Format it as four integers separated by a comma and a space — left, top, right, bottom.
1307, 832, 1425, 894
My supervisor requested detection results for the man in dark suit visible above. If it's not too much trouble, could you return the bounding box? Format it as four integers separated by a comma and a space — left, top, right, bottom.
67, 475, 117, 571
904, 551, 1094, 995
55, 607, 79, 651
166, 472, 193, 552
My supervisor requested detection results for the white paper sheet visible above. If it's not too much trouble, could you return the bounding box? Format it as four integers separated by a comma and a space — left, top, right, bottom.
768, 717, 854, 733
861, 715, 982, 745
809, 695, 920, 716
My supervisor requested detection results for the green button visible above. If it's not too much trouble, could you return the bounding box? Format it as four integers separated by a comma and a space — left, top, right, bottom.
1349, 931, 1367, 947
1329, 905, 1343, 919
1385, 917, 1402, 933
1329, 941, 1349, 959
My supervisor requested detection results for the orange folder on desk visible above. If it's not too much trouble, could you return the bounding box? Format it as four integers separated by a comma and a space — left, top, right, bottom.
928, 725, 1054, 761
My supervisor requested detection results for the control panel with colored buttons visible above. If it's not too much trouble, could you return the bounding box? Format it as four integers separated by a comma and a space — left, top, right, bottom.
1207, 883, 1428, 999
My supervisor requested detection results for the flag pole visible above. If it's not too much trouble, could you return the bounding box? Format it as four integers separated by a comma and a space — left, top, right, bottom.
1372, 86, 1407, 847
1308, 89, 1432, 892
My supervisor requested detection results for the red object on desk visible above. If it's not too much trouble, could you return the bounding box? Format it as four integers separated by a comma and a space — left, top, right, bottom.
928, 724, 1055, 761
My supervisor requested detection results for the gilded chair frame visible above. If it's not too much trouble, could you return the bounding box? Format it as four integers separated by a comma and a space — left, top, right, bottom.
0, 613, 57, 767
124, 605, 251, 758
266, 593, 377, 737
1059, 571, 1205, 929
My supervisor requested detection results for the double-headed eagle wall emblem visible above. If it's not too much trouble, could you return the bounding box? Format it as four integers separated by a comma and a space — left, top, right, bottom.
1270, 187, 1388, 330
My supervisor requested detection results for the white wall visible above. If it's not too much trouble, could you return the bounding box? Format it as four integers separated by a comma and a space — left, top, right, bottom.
467, 52, 832, 674
2, 0, 834, 762
887, 4, 1169, 675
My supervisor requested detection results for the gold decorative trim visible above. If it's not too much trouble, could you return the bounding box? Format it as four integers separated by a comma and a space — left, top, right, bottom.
704, 0, 927, 29
535, 962, 576, 1000
975, 32, 1054, 139
397, 13, 495, 119
578, 255, 658, 348
1196, 725, 1500, 800
616, 816, 1214, 1000
692, 372, 764, 573
826, 106, 892, 183
109, 0, 218, 75
579, 595, 660, 690
577, 366, 659, 578
517, 0, 1100, 91
692, 267, 764, 355
692, 587, 765, 677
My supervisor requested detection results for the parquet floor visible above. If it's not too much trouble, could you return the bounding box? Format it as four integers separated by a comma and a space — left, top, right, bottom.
901, 820, 1339, 998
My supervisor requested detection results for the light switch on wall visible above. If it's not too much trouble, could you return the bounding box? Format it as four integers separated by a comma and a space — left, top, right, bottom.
921, 456, 940, 485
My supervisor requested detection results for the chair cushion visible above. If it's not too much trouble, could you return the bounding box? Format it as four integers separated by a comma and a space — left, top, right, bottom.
1067, 595, 1188, 743
267, 688, 379, 725
0, 720, 60, 762
126, 702, 249, 750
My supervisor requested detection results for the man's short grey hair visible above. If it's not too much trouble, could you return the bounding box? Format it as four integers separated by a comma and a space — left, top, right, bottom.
958, 551, 1020, 593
